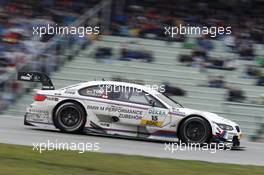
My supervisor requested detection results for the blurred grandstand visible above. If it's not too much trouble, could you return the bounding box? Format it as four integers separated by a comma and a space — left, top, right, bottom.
0, 0, 264, 142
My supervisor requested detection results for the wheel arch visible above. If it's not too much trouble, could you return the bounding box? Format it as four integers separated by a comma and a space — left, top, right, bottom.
176, 114, 212, 140
52, 99, 87, 128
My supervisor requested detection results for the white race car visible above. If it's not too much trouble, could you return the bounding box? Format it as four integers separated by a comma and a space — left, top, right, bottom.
18, 72, 242, 146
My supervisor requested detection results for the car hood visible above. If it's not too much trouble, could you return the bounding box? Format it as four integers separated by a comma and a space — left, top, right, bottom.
174, 107, 238, 126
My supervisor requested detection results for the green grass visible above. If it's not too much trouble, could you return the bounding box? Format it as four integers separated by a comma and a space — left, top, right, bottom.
0, 144, 263, 175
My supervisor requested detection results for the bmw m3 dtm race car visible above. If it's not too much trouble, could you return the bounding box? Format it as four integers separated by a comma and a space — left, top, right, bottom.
18, 72, 242, 146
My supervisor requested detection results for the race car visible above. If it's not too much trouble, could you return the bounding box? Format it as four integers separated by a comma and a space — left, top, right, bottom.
18, 72, 242, 146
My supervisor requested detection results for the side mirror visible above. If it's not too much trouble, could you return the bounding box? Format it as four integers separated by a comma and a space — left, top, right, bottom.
149, 100, 156, 107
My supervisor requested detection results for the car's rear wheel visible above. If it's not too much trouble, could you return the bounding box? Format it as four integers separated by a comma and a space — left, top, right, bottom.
54, 102, 86, 133
179, 116, 211, 144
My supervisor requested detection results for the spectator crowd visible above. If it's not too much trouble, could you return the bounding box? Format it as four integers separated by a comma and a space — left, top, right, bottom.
108, 0, 264, 104
0, 0, 97, 112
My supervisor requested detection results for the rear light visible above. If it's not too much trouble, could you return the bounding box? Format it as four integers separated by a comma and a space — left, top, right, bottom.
34, 94, 47, 101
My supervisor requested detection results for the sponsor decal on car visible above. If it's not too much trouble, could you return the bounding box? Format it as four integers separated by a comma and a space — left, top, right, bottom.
47, 97, 59, 101
171, 108, 186, 116
99, 122, 111, 127
86, 89, 105, 97
140, 119, 163, 127
28, 108, 49, 115
42, 86, 55, 90
87, 105, 143, 115
148, 109, 166, 116
26, 113, 49, 122
119, 113, 142, 120
20, 73, 34, 81
65, 90, 76, 95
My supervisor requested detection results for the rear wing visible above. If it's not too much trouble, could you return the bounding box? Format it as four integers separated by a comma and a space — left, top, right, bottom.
17, 72, 55, 90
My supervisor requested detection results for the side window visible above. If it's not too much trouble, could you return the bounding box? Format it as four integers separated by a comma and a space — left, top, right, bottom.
108, 85, 123, 100
145, 94, 165, 108
109, 86, 165, 108
128, 91, 149, 104
78, 85, 111, 99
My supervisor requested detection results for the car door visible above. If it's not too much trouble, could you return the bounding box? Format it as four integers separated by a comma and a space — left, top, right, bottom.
139, 93, 171, 128
107, 85, 148, 126
108, 86, 170, 128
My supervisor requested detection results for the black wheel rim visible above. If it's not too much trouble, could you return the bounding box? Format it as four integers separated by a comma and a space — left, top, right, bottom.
185, 121, 206, 142
59, 107, 81, 128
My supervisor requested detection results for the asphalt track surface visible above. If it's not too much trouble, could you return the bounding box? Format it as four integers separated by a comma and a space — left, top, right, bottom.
0, 116, 263, 166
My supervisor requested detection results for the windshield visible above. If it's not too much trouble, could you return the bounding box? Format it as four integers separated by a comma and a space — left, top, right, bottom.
156, 93, 183, 108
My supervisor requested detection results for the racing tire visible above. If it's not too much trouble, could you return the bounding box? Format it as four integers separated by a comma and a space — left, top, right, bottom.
54, 102, 86, 133
179, 116, 211, 144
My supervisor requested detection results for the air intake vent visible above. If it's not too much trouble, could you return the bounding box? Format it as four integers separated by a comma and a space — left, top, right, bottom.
235, 126, 240, 132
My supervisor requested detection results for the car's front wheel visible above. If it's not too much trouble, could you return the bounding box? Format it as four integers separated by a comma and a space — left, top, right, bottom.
179, 116, 211, 144
54, 102, 86, 133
